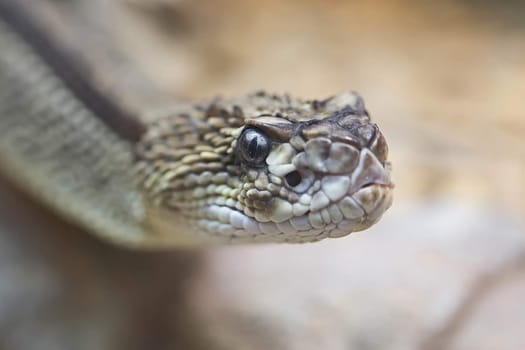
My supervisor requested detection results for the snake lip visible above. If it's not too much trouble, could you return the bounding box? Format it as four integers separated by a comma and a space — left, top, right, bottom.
382, 181, 395, 189
360, 181, 394, 190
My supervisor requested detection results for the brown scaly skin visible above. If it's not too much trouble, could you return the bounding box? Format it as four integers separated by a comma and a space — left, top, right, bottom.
136, 91, 393, 244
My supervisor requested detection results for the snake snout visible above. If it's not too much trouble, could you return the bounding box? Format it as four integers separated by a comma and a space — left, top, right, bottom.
350, 148, 393, 193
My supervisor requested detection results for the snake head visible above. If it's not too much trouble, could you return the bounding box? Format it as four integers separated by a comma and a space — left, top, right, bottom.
233, 91, 394, 242
136, 91, 393, 244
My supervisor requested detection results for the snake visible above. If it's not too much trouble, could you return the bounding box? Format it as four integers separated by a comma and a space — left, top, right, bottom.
0, 1, 393, 248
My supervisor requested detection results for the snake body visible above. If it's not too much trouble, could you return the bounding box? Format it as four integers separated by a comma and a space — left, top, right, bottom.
0, 1, 393, 247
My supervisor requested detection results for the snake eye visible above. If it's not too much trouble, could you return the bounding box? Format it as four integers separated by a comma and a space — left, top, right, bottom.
238, 128, 270, 165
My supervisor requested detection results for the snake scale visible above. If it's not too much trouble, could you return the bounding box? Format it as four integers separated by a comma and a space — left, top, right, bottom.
0, 0, 393, 247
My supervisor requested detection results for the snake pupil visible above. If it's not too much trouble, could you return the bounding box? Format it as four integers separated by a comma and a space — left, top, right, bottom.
248, 138, 259, 159
285, 171, 302, 187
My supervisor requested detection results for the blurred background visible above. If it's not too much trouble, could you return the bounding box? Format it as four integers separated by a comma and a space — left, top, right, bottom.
0, 0, 524, 349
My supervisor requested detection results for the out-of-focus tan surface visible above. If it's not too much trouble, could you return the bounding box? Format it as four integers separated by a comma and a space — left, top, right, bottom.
0, 0, 524, 349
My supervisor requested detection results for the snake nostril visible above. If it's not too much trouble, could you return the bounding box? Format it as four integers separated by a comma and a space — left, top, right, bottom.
285, 171, 302, 187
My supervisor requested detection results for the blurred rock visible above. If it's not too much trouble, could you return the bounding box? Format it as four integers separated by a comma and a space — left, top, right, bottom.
449, 265, 525, 350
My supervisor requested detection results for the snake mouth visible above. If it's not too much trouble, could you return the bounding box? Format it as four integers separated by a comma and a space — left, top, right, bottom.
359, 177, 395, 191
